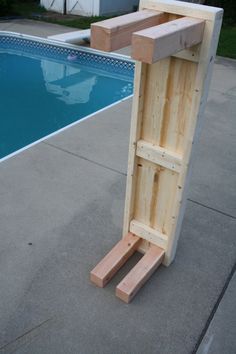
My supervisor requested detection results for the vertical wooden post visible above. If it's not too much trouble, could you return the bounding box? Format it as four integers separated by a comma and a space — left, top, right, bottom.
90, 0, 223, 301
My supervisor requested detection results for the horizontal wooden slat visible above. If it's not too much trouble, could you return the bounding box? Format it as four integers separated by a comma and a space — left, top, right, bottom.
140, 0, 223, 21
172, 46, 200, 62
90, 233, 141, 287
116, 244, 164, 303
91, 10, 165, 52
130, 219, 168, 250
136, 140, 182, 172
132, 17, 205, 64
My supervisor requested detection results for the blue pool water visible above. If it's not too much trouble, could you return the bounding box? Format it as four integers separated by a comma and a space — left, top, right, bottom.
0, 34, 134, 160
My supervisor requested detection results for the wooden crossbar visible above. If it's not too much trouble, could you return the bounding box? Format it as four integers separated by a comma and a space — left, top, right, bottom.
116, 244, 164, 303
130, 220, 168, 250
132, 17, 205, 64
90, 233, 141, 287
91, 10, 165, 52
136, 140, 182, 172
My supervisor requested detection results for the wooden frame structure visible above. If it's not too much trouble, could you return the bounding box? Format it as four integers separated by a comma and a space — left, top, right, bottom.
90, 0, 223, 303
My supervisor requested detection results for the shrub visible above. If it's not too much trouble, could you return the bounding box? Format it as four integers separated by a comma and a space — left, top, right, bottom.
205, 0, 236, 25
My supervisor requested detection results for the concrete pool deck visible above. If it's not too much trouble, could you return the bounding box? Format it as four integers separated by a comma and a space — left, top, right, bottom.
0, 19, 235, 354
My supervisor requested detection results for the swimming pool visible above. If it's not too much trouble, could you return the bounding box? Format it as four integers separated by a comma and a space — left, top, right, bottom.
0, 32, 134, 161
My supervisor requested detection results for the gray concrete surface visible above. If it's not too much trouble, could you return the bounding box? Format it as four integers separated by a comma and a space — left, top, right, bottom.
0, 20, 235, 354
0, 19, 76, 37
197, 272, 236, 354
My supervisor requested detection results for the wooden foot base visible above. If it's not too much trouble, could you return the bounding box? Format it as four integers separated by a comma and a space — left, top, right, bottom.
116, 244, 164, 303
90, 233, 165, 302
90, 233, 141, 287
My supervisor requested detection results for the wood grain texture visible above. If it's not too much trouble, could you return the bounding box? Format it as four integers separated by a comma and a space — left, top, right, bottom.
122, 0, 223, 265
140, 0, 223, 21
132, 17, 205, 64
116, 244, 164, 303
130, 219, 168, 250
136, 140, 182, 172
90, 233, 141, 287
91, 10, 166, 52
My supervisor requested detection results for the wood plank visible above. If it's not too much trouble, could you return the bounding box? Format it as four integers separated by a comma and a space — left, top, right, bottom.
140, 0, 223, 21
141, 57, 198, 155
136, 140, 182, 172
132, 17, 205, 64
90, 233, 141, 287
130, 219, 168, 250
164, 17, 223, 266
122, 62, 147, 240
90, 10, 166, 52
116, 244, 164, 303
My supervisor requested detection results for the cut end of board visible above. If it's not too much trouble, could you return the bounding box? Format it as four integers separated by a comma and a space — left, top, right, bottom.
90, 233, 141, 288
116, 245, 165, 303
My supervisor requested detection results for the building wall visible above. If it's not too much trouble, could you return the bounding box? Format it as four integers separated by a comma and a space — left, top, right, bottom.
40, 0, 65, 14
67, 0, 100, 16
40, 0, 139, 16
99, 0, 139, 15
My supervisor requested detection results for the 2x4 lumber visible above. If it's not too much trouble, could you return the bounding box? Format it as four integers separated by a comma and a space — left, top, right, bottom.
130, 220, 168, 250
90, 233, 141, 287
164, 14, 223, 266
140, 0, 223, 21
136, 140, 182, 172
132, 17, 205, 64
90, 10, 165, 52
116, 244, 164, 303
172, 46, 200, 63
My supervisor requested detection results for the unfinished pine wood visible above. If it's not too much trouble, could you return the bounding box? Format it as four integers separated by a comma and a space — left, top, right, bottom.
116, 244, 164, 303
90, 1, 223, 303
122, 1, 223, 265
90, 233, 141, 287
130, 219, 168, 250
91, 10, 166, 52
140, 0, 222, 21
132, 17, 205, 64
136, 140, 182, 172
141, 57, 198, 154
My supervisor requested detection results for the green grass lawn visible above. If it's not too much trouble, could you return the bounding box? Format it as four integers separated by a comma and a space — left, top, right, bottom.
5, 1, 236, 60
11, 1, 46, 16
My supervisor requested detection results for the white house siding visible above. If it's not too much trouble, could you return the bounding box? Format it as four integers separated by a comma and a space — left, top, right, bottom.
99, 0, 139, 15
40, 0, 65, 14
66, 0, 100, 16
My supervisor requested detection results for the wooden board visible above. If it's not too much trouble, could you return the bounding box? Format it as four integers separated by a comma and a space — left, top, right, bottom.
91, 10, 166, 52
132, 17, 205, 64
90, 233, 141, 287
116, 244, 164, 303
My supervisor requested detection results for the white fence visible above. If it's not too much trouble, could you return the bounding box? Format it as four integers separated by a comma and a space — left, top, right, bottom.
40, 0, 65, 14
40, 0, 139, 16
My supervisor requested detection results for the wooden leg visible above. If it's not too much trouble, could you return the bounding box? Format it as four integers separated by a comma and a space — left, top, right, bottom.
116, 244, 164, 303
90, 233, 141, 288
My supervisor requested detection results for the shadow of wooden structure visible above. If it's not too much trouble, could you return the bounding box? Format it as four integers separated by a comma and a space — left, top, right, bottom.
90, 0, 223, 303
